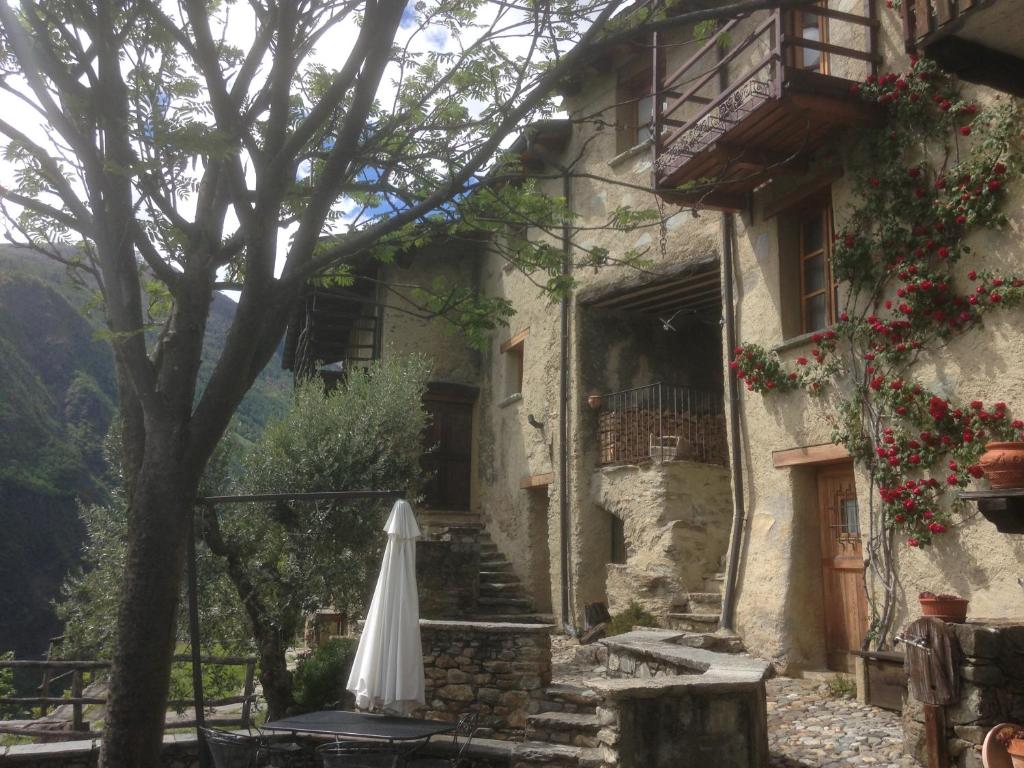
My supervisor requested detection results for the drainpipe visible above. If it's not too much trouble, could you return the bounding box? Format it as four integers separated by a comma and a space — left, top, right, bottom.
559, 170, 574, 633
719, 212, 745, 634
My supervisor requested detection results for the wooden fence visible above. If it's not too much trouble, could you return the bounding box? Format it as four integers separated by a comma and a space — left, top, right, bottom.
0, 654, 257, 742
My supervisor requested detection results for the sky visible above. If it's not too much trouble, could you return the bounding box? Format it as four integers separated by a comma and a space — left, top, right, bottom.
0, 0, 561, 295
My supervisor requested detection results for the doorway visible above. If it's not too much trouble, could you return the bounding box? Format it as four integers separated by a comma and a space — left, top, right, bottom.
817, 464, 868, 672
421, 385, 475, 511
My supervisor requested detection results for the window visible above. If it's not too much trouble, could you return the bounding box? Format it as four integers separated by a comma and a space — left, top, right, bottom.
778, 192, 838, 338
787, 3, 830, 74
797, 204, 838, 333
616, 68, 654, 153
500, 328, 528, 398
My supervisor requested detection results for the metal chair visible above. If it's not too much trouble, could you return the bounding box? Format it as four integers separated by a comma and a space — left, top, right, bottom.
315, 741, 399, 768
261, 739, 318, 768
405, 713, 480, 768
200, 727, 261, 768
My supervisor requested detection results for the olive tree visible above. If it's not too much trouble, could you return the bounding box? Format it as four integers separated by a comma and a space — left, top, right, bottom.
0, 1, 807, 763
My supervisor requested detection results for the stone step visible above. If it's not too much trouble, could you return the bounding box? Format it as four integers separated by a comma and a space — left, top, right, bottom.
512, 741, 591, 768
466, 613, 556, 625
479, 582, 528, 598
539, 683, 601, 715
476, 596, 533, 612
525, 712, 601, 749
479, 572, 521, 587
684, 591, 723, 611
666, 612, 719, 632
702, 572, 726, 594
480, 559, 515, 571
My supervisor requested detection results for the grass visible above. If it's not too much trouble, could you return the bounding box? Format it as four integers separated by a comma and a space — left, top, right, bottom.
825, 674, 856, 699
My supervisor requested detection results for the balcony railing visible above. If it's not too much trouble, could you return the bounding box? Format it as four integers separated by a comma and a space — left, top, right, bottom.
595, 383, 727, 467
653, 4, 880, 209
901, 0, 985, 48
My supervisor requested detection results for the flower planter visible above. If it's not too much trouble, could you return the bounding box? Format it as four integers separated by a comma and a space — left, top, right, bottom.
1008, 737, 1024, 768
980, 442, 1024, 490
919, 593, 969, 623
587, 394, 603, 410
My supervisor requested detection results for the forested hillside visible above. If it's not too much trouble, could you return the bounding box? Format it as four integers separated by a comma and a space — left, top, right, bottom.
0, 245, 292, 658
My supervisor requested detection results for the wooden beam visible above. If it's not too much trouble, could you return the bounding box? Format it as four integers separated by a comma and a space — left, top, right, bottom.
521, 472, 555, 489
772, 443, 851, 468
500, 327, 530, 353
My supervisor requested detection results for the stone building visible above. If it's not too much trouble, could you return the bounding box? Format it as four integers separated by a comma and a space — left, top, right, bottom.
285, 0, 1024, 676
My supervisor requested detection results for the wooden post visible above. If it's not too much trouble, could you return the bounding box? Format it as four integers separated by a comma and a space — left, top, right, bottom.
240, 660, 256, 731
923, 704, 949, 768
71, 670, 84, 733
38, 668, 50, 717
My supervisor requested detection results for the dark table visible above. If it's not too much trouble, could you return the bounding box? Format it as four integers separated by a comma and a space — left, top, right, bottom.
263, 710, 455, 743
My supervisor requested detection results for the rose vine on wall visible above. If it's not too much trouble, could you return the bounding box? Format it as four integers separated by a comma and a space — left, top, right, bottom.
729, 58, 1023, 645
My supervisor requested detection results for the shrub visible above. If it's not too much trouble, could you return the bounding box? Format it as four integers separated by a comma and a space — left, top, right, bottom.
826, 674, 856, 699
293, 638, 359, 712
607, 602, 659, 636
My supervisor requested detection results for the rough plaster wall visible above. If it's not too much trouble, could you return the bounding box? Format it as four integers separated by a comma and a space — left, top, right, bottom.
594, 461, 732, 619
380, 252, 481, 387
727, 10, 1024, 669
474, 251, 561, 613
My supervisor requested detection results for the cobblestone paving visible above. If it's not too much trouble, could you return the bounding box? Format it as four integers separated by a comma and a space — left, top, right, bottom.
768, 677, 920, 768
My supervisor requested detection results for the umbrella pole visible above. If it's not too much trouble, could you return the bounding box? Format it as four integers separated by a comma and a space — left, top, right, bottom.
188, 506, 210, 767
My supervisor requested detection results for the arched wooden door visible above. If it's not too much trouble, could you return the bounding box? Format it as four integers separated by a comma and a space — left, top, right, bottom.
817, 464, 868, 672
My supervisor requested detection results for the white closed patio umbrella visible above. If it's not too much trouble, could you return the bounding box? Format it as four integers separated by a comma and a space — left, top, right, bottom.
346, 499, 425, 714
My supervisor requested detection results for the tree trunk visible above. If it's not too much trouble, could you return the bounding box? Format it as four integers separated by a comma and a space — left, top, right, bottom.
255, 629, 295, 720
100, 431, 197, 768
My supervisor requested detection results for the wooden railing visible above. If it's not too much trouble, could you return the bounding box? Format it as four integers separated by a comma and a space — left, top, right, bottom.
654, 4, 880, 182
0, 654, 257, 742
901, 0, 984, 48
595, 383, 727, 467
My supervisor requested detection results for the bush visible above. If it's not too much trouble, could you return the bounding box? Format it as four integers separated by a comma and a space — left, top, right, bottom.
293, 638, 359, 712
607, 602, 659, 636
825, 674, 856, 699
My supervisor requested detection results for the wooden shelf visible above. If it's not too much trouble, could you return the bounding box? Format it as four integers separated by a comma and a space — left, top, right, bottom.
958, 489, 1024, 534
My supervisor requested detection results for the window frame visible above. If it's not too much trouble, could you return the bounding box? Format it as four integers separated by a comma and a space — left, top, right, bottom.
786, 2, 831, 75
500, 328, 529, 397
796, 200, 838, 334
616, 67, 655, 154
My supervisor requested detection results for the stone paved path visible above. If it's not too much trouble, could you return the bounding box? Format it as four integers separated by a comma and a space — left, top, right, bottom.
768, 677, 920, 768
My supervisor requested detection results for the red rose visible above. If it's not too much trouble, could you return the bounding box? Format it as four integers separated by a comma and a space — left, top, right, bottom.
989, 180, 1002, 192
967, 270, 977, 280
907, 537, 919, 547
796, 357, 808, 366
994, 162, 1007, 175
928, 522, 947, 534
960, 126, 972, 136
968, 465, 984, 478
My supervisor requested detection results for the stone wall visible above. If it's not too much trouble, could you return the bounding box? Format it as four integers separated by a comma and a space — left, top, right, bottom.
417, 524, 480, 620
419, 620, 553, 740
903, 620, 1024, 768
594, 461, 731, 620
591, 630, 771, 768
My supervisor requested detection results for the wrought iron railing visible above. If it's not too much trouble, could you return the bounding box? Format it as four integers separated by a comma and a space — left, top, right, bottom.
595, 383, 727, 467
653, 4, 880, 184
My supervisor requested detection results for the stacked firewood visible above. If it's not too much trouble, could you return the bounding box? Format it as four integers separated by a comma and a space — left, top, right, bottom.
598, 408, 727, 465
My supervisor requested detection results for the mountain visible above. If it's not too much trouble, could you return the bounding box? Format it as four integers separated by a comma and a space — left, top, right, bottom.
0, 246, 292, 658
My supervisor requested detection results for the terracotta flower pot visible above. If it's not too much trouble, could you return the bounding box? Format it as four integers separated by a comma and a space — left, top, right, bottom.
919, 595, 969, 623
979, 442, 1024, 490
586, 394, 603, 410
1008, 737, 1024, 768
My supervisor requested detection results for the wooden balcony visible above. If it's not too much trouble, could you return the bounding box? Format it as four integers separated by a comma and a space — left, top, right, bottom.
653, 4, 881, 211
901, 0, 1024, 96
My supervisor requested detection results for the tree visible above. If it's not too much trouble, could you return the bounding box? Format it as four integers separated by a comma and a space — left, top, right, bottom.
57, 355, 429, 718
0, 1, 808, 763
203, 354, 431, 717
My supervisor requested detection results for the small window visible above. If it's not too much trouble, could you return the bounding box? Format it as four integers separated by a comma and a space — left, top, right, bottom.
616, 68, 654, 153
610, 514, 626, 565
778, 193, 838, 339
500, 329, 528, 398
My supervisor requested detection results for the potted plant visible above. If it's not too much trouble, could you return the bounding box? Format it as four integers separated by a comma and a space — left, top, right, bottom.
586, 393, 603, 410
918, 591, 969, 623
979, 442, 1024, 490
988, 724, 1024, 768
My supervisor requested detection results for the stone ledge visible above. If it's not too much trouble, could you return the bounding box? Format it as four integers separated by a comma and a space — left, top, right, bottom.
421, 619, 556, 634
1, 731, 200, 764
598, 629, 771, 681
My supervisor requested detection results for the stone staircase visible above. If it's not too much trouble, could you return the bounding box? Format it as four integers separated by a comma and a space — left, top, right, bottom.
473, 529, 554, 624
518, 682, 604, 767
667, 571, 724, 633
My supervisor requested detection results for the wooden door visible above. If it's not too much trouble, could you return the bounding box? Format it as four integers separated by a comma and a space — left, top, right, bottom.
421, 395, 473, 511
817, 465, 868, 672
